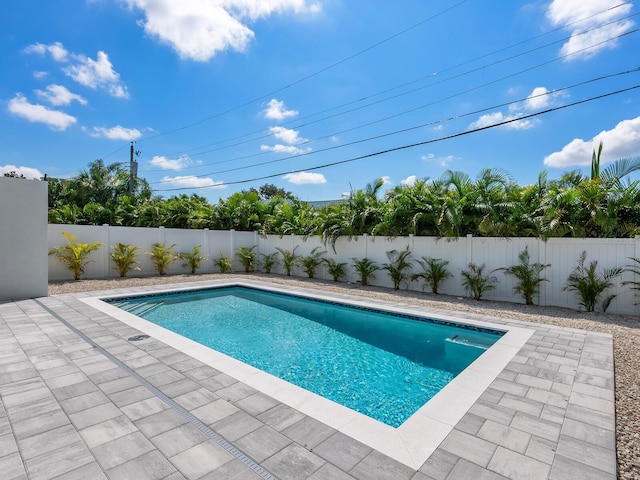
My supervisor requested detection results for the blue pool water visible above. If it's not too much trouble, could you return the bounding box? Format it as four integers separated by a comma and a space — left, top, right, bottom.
109, 286, 503, 427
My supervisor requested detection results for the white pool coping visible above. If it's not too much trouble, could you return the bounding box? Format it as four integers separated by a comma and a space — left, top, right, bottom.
81, 279, 533, 469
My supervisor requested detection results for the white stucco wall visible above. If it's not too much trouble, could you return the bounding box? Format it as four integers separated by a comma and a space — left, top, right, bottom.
0, 177, 48, 301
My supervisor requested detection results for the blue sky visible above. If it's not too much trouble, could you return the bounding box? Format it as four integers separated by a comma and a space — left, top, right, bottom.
2, 0, 639, 202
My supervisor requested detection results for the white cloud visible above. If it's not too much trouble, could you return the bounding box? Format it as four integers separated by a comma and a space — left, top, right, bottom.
122, 0, 321, 62
422, 153, 458, 167
261, 126, 311, 154
63, 51, 129, 98
546, 0, 634, 61
282, 171, 326, 184
87, 125, 142, 140
380, 175, 392, 185
260, 144, 311, 155
33, 71, 49, 79
149, 155, 200, 170
263, 99, 298, 120
270, 126, 305, 144
35, 84, 88, 106
161, 175, 225, 188
25, 41, 69, 61
401, 175, 417, 186
25, 42, 128, 98
0, 164, 44, 179
509, 86, 566, 112
7, 94, 77, 131
469, 111, 539, 131
544, 116, 640, 168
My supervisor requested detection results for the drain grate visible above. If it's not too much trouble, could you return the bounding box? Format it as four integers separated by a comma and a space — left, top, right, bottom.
34, 299, 279, 480
127, 334, 150, 341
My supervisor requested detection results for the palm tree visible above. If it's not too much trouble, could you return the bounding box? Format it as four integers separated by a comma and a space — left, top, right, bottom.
412, 257, 453, 294
500, 247, 549, 305
382, 247, 413, 290
351, 257, 379, 286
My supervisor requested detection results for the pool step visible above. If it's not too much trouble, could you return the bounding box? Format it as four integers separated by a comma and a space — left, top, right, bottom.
445, 334, 492, 350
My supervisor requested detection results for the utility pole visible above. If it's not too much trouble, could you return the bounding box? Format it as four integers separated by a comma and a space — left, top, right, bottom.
129, 142, 140, 194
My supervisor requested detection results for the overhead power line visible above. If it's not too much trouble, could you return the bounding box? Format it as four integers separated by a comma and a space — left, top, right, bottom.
155, 84, 640, 192
148, 60, 640, 186
140, 18, 640, 175
135, 4, 637, 169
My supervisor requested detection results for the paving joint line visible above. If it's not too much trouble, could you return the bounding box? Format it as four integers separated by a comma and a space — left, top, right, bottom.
33, 297, 279, 480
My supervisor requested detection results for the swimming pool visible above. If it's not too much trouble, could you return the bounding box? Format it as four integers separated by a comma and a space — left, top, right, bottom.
108, 285, 504, 427
85, 279, 533, 468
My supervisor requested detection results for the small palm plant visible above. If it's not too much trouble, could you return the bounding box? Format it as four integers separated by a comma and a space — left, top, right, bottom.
259, 252, 279, 274
461, 263, 498, 300
214, 252, 233, 273
382, 247, 413, 290
147, 242, 177, 276
500, 246, 550, 305
351, 257, 379, 286
299, 247, 325, 279
236, 245, 257, 273
323, 258, 347, 282
564, 251, 623, 312
412, 257, 453, 294
276, 246, 298, 276
49, 232, 103, 281
179, 245, 207, 274
111, 243, 140, 278
622, 257, 640, 304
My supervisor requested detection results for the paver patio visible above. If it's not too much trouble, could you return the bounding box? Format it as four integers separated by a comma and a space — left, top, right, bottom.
0, 279, 616, 479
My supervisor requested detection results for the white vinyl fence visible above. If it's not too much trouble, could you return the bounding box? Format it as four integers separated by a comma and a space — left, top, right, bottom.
48, 224, 640, 315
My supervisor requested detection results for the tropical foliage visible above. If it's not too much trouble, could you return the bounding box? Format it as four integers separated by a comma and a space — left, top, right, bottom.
461, 263, 498, 300
276, 247, 298, 276
299, 247, 325, 279
236, 246, 257, 273
564, 251, 623, 312
179, 245, 207, 274
622, 257, 640, 305
214, 253, 233, 273
323, 258, 347, 282
382, 247, 413, 290
48, 232, 103, 281
352, 257, 379, 286
259, 252, 279, 274
147, 242, 177, 276
111, 243, 140, 277
48, 152, 640, 241
412, 257, 453, 294
500, 247, 550, 305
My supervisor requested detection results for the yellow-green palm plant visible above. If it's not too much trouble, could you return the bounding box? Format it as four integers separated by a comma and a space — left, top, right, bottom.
179, 245, 207, 274
111, 243, 141, 277
147, 242, 177, 276
48, 232, 103, 281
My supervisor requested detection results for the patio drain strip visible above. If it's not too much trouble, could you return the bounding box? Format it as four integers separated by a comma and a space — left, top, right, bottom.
34, 298, 279, 480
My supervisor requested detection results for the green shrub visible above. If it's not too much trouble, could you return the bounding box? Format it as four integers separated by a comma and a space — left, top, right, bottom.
48, 232, 103, 281
111, 243, 141, 278
179, 245, 207, 274
351, 257, 379, 286
259, 252, 279, 274
147, 242, 177, 276
323, 258, 347, 282
500, 247, 550, 305
382, 247, 413, 290
299, 247, 325, 279
236, 245, 257, 273
276, 246, 298, 276
564, 251, 622, 312
412, 257, 452, 294
214, 253, 233, 273
461, 263, 498, 300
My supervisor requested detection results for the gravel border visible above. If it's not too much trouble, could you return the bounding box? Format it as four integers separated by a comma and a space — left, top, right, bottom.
49, 273, 640, 479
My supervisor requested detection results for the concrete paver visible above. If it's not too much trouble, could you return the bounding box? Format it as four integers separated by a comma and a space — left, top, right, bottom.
0, 281, 618, 479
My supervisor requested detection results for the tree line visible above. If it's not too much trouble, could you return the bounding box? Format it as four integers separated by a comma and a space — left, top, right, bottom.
43, 148, 640, 242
